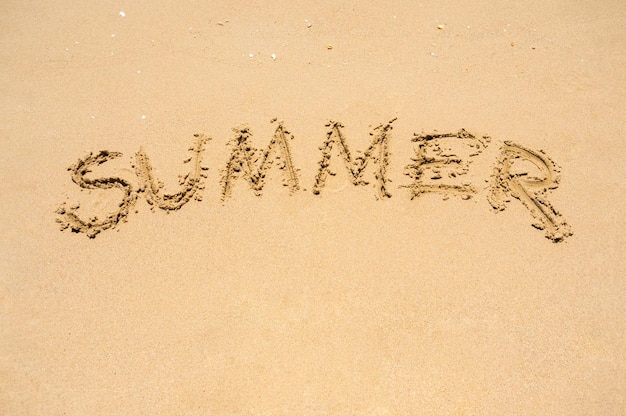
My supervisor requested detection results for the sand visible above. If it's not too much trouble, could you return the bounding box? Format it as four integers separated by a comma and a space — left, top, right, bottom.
1, 1, 625, 414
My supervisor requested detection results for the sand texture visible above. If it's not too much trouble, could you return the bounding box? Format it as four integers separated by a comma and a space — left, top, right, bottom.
1, 1, 625, 414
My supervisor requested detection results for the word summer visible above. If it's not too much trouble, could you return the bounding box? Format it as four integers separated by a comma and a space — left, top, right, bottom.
56, 119, 572, 242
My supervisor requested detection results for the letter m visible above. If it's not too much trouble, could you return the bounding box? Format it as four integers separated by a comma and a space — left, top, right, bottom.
312, 118, 396, 198
220, 121, 300, 200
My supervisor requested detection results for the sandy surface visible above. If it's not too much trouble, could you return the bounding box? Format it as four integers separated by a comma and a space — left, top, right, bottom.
1, 1, 625, 414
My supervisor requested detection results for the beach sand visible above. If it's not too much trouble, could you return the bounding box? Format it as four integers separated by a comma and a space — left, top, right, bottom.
1, 1, 625, 414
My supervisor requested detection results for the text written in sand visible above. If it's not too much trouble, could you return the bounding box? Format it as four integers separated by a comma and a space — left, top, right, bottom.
56, 119, 572, 242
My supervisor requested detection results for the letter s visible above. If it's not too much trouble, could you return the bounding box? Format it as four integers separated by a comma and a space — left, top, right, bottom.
56, 151, 137, 238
